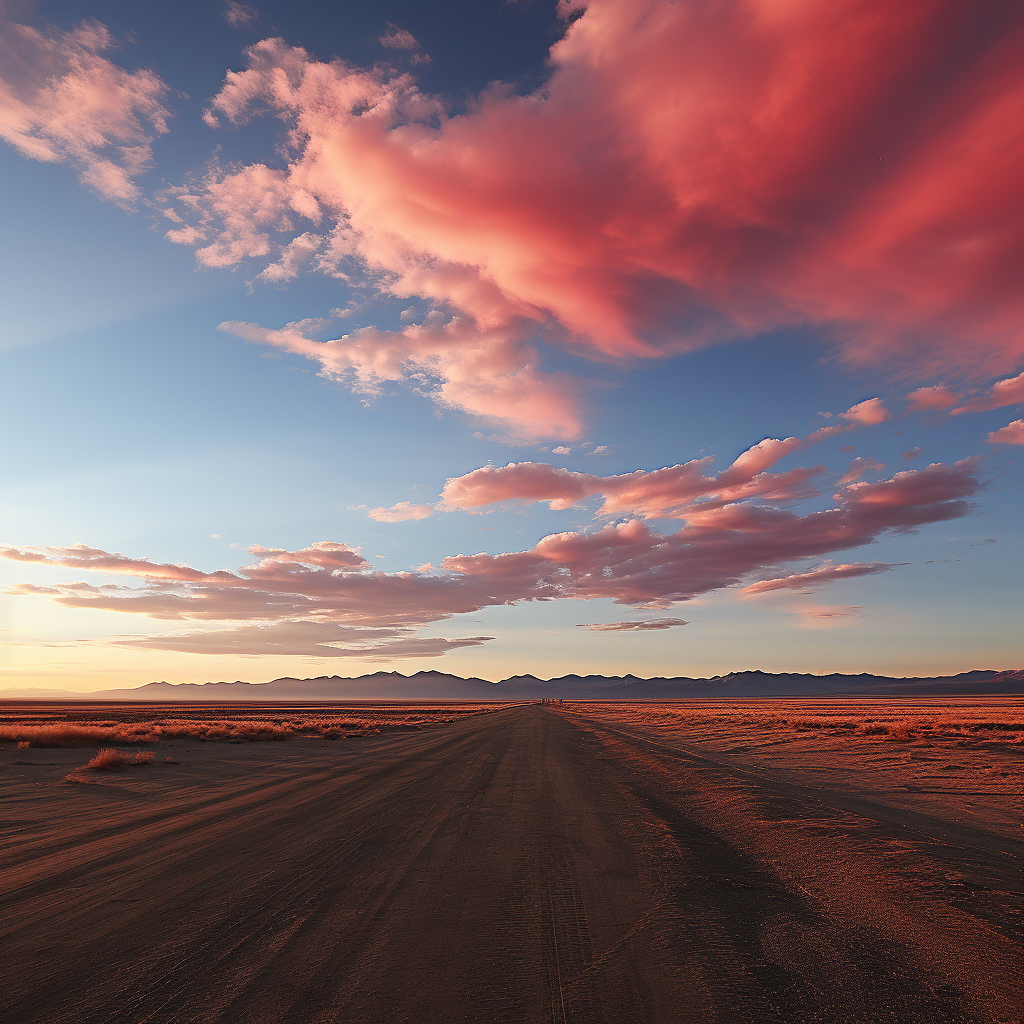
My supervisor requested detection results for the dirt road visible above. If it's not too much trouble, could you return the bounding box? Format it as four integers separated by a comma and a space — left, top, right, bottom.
3, 705, 1020, 1022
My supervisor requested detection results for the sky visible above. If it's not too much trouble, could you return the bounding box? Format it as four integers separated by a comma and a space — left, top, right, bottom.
1, 0, 1021, 692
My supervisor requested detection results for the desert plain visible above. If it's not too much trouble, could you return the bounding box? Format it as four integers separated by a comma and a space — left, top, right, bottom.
1, 698, 1021, 1023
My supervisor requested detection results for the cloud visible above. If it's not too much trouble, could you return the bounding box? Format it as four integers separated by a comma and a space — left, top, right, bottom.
901, 447, 922, 461
2, 460, 979, 632
365, 501, 435, 522
257, 232, 322, 283
797, 605, 862, 628
440, 459, 979, 608
837, 456, 885, 485
162, 163, 322, 267
441, 401, 924, 517
379, 25, 420, 51
224, 2, 259, 27
905, 385, 961, 412
742, 561, 899, 595
219, 317, 583, 438
952, 371, 1024, 414
838, 399, 889, 427
987, 418, 1024, 444
159, 0, 1021, 415
0, 10, 171, 205
577, 618, 688, 631
6, 465, 957, 628
442, 434, 822, 517
112, 620, 490, 659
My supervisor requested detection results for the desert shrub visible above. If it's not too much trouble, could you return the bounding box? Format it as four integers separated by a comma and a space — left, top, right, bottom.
86, 748, 153, 770
18, 740, 29, 750
793, 719, 825, 731
1, 724, 159, 747
886, 720, 917, 742
858, 723, 889, 736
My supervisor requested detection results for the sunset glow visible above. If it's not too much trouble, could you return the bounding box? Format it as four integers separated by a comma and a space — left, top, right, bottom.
1, 0, 1020, 690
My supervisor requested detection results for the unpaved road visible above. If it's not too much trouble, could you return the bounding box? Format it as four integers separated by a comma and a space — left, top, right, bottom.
2, 705, 1021, 1022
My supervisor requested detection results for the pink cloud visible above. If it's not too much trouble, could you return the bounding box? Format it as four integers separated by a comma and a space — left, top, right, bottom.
2, 459, 978, 629
837, 456, 885, 485
796, 604, 863, 628
742, 561, 898, 595
987, 419, 1024, 444
442, 423, 891, 518
952, 371, 1024, 415
219, 317, 583, 438
162, 163, 322, 267
112, 620, 490, 659
0, 11, 170, 206
905, 385, 962, 412
441, 439, 818, 517
258, 232, 322, 283
578, 618, 688, 631
366, 502, 435, 522
839, 398, 889, 427
245, 541, 366, 571
161, 0, 1021, 410
805, 399, 891, 441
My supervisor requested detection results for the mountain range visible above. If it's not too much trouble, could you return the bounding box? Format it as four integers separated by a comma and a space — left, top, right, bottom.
3, 668, 1021, 702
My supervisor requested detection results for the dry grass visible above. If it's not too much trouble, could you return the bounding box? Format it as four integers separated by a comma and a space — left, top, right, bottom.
886, 720, 917, 742
574, 701, 1024, 747
2, 704, 515, 748
86, 748, 155, 770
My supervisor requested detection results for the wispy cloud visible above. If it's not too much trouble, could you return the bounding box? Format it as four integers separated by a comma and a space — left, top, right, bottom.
223, 2, 259, 28
0, 10, 170, 206
577, 618, 688, 631
112, 620, 490, 659
952, 372, 1024, 415
365, 502, 435, 523
379, 25, 422, 52
742, 562, 900, 596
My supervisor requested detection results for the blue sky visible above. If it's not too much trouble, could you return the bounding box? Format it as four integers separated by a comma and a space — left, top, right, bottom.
1, 0, 1021, 690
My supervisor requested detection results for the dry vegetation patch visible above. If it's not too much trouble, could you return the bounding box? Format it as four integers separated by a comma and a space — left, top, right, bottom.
566, 697, 1023, 838
2, 702, 516, 749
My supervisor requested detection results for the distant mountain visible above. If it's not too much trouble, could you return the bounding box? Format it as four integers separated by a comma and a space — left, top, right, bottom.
2, 668, 1021, 702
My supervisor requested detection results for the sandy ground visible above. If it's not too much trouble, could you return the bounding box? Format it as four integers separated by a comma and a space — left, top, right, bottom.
2, 703, 1021, 1023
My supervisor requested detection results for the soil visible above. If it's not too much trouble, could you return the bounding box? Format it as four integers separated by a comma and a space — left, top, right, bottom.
2, 703, 1020, 1023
